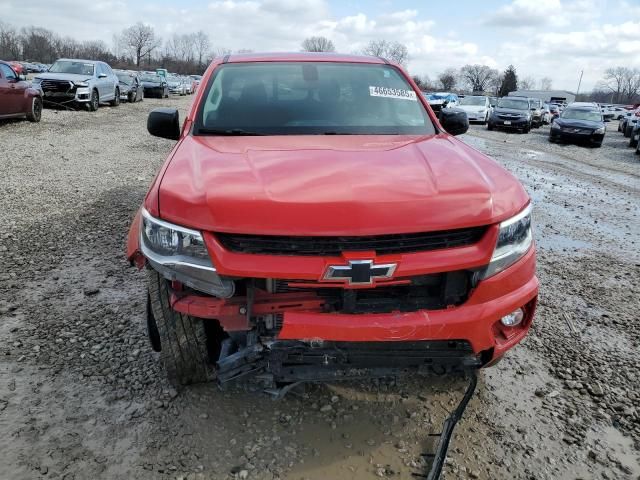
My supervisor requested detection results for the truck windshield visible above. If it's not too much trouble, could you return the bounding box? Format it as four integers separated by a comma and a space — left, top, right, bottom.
196, 62, 435, 135
49, 61, 94, 76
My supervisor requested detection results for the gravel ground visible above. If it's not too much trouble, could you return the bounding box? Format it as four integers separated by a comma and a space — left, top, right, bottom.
1, 98, 639, 480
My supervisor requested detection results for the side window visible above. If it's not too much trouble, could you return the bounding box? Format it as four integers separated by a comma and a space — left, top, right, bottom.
97, 64, 104, 76
104, 64, 114, 76
0, 64, 17, 80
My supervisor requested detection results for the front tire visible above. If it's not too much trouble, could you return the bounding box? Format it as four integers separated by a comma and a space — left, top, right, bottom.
630, 132, 639, 148
110, 88, 120, 106
147, 269, 213, 387
487, 123, 494, 131
88, 90, 99, 111
27, 97, 42, 122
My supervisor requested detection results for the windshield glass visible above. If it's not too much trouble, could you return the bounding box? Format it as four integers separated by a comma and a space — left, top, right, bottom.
561, 109, 602, 122
459, 96, 486, 106
497, 98, 529, 110
49, 60, 94, 76
116, 73, 133, 84
197, 62, 434, 135
141, 75, 161, 83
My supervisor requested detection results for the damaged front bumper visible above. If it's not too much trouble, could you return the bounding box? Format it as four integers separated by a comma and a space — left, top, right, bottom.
216, 339, 481, 385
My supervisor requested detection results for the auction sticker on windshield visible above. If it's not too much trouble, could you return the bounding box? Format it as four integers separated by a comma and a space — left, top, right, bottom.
369, 86, 417, 101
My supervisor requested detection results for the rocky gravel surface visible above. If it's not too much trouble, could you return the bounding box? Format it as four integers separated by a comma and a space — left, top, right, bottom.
1, 98, 639, 480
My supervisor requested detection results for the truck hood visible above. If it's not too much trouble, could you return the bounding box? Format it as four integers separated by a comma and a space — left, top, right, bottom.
155, 134, 529, 235
34, 72, 93, 83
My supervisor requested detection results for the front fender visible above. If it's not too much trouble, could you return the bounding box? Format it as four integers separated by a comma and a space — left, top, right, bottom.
127, 208, 145, 268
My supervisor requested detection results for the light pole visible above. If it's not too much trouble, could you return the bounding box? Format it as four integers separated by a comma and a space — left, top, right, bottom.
576, 70, 583, 98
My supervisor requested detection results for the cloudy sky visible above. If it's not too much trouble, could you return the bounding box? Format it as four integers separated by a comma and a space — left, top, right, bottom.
2, 0, 639, 91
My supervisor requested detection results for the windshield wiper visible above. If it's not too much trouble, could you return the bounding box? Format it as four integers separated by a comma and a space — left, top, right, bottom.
198, 128, 267, 136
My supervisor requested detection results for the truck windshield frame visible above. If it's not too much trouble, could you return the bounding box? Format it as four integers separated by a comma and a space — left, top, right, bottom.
194, 62, 435, 136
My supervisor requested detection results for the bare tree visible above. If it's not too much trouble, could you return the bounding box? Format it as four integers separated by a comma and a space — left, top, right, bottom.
539, 77, 552, 90
459, 64, 499, 93
362, 40, 408, 65
193, 31, 210, 68
605, 67, 640, 103
0, 22, 21, 60
438, 68, 457, 91
301, 36, 335, 52
519, 76, 536, 90
120, 22, 160, 67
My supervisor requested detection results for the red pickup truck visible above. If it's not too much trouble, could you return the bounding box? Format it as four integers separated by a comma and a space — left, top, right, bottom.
127, 52, 538, 389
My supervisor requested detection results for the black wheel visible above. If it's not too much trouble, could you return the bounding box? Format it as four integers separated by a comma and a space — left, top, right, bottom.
624, 125, 633, 137
523, 125, 530, 133
487, 123, 494, 131
164, 88, 169, 99
635, 142, 640, 155
147, 269, 213, 387
630, 132, 639, 148
128, 91, 136, 103
110, 88, 120, 106
592, 142, 602, 148
88, 89, 99, 111
27, 96, 42, 122
618, 122, 622, 132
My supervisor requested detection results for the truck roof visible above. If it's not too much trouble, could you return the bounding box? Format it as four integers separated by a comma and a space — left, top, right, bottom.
222, 52, 389, 64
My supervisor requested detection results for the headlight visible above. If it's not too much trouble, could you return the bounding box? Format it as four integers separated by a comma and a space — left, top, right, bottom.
32, 78, 42, 84
594, 127, 605, 134
551, 122, 561, 129
481, 204, 533, 279
74, 81, 89, 87
139, 208, 234, 297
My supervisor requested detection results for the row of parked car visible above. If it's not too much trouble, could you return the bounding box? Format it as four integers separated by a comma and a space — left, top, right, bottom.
426, 93, 557, 132
0, 57, 203, 123
617, 106, 640, 154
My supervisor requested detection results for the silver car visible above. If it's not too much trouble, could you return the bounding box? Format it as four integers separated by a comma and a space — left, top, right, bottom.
31, 59, 120, 111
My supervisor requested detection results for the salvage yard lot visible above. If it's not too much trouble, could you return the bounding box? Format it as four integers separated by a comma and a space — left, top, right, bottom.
0, 96, 639, 479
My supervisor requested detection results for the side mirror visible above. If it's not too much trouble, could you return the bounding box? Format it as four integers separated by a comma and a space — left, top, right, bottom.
439, 108, 469, 136
147, 108, 180, 140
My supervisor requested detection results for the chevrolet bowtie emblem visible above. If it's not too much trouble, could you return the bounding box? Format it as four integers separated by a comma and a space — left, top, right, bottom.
323, 260, 397, 285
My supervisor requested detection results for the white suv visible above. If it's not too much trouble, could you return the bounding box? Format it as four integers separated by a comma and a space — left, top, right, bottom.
32, 59, 120, 111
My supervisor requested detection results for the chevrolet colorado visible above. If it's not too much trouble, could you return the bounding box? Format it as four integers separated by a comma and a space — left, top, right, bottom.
127, 52, 538, 391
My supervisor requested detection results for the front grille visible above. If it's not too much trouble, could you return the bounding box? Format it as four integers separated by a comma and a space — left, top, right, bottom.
40, 80, 75, 93
498, 114, 522, 120
215, 226, 487, 256
271, 271, 472, 313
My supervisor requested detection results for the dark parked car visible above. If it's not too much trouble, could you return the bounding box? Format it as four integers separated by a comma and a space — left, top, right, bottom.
140, 74, 168, 98
0, 60, 42, 122
549, 105, 605, 147
116, 71, 144, 102
629, 122, 640, 149
487, 97, 532, 133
